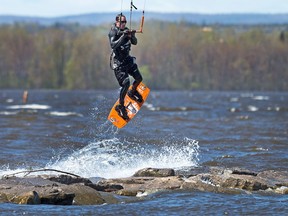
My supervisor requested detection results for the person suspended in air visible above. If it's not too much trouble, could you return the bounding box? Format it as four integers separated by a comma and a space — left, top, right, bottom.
108, 13, 143, 120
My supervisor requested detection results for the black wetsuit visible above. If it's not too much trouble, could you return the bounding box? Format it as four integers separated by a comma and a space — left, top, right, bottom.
108, 24, 142, 106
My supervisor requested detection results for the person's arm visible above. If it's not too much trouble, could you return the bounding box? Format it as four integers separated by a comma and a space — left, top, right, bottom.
109, 28, 127, 50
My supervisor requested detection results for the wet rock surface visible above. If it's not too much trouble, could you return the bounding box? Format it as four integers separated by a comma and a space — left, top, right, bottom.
0, 176, 126, 205
0, 167, 287, 205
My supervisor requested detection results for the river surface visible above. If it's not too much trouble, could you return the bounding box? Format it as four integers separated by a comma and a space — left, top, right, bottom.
0, 90, 287, 215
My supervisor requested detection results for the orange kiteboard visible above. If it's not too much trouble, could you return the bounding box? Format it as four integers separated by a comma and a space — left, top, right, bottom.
108, 82, 150, 128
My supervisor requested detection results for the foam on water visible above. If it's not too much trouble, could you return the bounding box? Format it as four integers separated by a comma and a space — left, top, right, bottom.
46, 137, 199, 179
247, 105, 259, 112
253, 95, 269, 101
47, 111, 83, 117
143, 102, 159, 111
7, 104, 51, 110
0, 111, 18, 115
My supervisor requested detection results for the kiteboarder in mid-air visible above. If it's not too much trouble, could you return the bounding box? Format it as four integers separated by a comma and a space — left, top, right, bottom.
108, 13, 143, 120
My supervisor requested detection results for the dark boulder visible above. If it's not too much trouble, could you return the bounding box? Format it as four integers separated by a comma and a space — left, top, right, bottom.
133, 168, 175, 177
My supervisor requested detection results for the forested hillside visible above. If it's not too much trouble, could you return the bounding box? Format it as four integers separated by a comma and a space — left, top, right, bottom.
0, 21, 287, 90
1, 12, 288, 26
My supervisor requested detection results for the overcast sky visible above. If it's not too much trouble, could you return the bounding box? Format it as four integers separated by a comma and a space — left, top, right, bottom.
1, 0, 288, 17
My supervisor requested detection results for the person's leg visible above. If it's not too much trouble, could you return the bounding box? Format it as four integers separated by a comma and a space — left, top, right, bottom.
114, 68, 130, 120
127, 62, 143, 103
130, 63, 143, 92
119, 77, 130, 106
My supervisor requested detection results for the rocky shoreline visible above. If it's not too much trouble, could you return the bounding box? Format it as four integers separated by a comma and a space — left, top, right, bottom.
0, 167, 287, 205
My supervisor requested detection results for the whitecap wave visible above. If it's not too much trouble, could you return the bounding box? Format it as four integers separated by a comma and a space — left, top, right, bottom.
47, 111, 83, 117
267, 106, 281, 112
0, 111, 18, 115
247, 105, 258, 112
253, 95, 269, 100
6, 99, 14, 103
144, 102, 159, 111
230, 97, 239, 102
7, 104, 51, 110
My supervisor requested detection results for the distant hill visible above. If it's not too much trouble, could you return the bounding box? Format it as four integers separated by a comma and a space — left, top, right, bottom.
1, 12, 288, 26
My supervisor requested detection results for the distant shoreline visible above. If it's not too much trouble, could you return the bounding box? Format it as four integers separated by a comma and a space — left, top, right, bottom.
1, 12, 288, 26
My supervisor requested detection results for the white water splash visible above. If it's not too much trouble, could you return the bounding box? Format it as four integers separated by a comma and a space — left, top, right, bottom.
47, 137, 200, 179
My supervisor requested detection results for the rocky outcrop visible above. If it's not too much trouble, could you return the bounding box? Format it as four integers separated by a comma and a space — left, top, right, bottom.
95, 167, 288, 196
0, 167, 287, 206
0, 176, 130, 205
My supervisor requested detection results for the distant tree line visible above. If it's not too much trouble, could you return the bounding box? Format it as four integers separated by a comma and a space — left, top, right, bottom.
0, 21, 287, 90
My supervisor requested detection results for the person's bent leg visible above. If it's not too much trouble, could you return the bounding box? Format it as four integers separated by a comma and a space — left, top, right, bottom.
114, 69, 130, 120
128, 64, 143, 103
119, 77, 130, 105
130, 64, 143, 92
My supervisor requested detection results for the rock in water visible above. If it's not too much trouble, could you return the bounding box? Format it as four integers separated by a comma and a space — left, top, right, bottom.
133, 168, 175, 177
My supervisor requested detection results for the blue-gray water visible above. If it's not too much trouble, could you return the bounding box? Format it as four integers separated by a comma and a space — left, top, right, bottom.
0, 90, 287, 215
